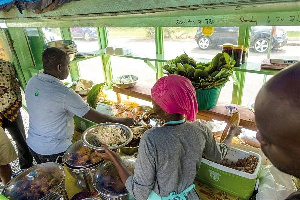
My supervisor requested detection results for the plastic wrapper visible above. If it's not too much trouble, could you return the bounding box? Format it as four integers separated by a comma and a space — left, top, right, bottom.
256, 165, 297, 200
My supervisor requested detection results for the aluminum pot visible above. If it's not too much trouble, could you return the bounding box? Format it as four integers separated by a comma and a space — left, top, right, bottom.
62, 140, 103, 188
2, 162, 68, 200
93, 156, 136, 200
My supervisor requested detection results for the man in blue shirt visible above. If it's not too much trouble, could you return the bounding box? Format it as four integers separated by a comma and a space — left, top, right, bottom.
25, 47, 134, 163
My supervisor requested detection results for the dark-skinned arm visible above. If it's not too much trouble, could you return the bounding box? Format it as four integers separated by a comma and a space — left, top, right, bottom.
83, 108, 134, 126
98, 146, 131, 184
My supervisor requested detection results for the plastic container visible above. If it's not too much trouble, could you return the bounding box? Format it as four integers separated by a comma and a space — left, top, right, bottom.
242, 47, 248, 64
196, 87, 222, 110
196, 147, 262, 199
93, 156, 136, 200
233, 45, 243, 67
222, 44, 233, 57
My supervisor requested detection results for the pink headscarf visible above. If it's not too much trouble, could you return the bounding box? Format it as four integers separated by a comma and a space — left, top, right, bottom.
151, 74, 198, 121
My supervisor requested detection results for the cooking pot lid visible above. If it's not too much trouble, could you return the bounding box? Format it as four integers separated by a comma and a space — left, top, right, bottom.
64, 140, 103, 168
3, 162, 64, 200
94, 156, 136, 198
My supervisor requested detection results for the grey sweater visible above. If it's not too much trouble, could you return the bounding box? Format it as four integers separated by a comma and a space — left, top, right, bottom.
125, 121, 223, 200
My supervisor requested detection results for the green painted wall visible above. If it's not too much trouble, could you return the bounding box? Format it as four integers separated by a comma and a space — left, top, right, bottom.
8, 27, 35, 83
27, 30, 45, 70
0, 1, 300, 27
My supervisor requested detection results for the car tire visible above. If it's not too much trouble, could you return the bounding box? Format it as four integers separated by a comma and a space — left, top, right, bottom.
197, 36, 211, 50
253, 38, 269, 53
84, 32, 91, 41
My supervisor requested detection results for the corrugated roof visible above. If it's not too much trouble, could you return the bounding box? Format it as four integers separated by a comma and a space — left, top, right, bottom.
0, 0, 78, 13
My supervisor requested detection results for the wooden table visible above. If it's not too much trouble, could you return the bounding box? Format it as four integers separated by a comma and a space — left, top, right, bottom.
197, 104, 256, 130
113, 83, 257, 130
113, 82, 153, 102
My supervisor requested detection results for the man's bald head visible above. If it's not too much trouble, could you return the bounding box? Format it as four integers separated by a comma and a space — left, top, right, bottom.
255, 62, 300, 178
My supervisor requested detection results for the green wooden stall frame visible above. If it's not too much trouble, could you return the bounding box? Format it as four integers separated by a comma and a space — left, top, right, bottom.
0, 0, 299, 105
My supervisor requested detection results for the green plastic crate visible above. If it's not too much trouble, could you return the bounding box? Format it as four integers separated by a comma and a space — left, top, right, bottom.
196, 147, 261, 199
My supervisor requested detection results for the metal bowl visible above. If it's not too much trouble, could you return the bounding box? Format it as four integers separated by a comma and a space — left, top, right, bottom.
113, 75, 138, 89
82, 123, 133, 151
2, 162, 67, 200
62, 140, 104, 188
119, 125, 148, 155
93, 156, 136, 200
119, 145, 139, 156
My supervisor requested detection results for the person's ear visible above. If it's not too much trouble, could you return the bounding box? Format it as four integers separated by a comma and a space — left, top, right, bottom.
256, 131, 268, 146
57, 64, 62, 72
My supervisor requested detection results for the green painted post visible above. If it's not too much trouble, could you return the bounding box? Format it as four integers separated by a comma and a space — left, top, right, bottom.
231, 71, 245, 105
231, 26, 248, 105
155, 27, 164, 80
267, 26, 275, 59
144, 60, 156, 71
244, 26, 251, 60
69, 60, 80, 82
60, 28, 73, 41
97, 27, 112, 87
7, 27, 35, 83
27, 28, 45, 70
60, 28, 80, 82
263, 74, 267, 84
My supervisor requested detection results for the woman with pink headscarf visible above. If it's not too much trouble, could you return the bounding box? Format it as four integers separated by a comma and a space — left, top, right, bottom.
100, 75, 241, 200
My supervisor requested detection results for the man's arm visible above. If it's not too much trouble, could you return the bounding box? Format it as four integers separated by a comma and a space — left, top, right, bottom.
83, 108, 134, 126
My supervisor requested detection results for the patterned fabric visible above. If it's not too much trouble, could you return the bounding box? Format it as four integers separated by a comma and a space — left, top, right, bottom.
219, 143, 229, 159
0, 60, 21, 126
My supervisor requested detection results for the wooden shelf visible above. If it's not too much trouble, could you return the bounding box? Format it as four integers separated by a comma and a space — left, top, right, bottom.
112, 82, 153, 102
113, 83, 256, 130
234, 62, 279, 75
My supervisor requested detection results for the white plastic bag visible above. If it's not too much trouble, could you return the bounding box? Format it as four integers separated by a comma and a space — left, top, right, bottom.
256, 165, 296, 200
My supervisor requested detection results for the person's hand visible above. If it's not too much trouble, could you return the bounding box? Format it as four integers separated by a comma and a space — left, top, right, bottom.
228, 125, 242, 137
96, 145, 119, 162
117, 117, 135, 127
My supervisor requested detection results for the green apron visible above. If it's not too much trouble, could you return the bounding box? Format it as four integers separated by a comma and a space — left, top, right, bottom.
147, 184, 195, 200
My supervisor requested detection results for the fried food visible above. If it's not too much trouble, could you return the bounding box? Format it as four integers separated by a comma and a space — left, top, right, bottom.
6, 166, 63, 199
218, 155, 259, 174
67, 145, 102, 167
